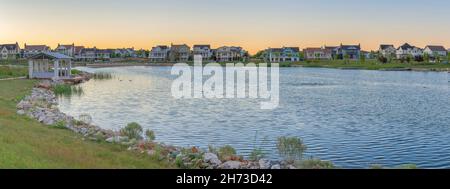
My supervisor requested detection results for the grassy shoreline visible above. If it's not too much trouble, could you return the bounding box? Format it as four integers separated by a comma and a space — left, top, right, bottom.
0, 79, 173, 168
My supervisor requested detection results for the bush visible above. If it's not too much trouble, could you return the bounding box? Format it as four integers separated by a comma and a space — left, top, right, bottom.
120, 122, 143, 140
277, 136, 307, 162
395, 164, 418, 169
78, 114, 92, 125
52, 84, 83, 97
145, 129, 156, 141
50, 121, 67, 129
93, 72, 113, 80
249, 148, 265, 161
297, 159, 335, 169
218, 145, 236, 160
378, 56, 388, 64
71, 69, 82, 75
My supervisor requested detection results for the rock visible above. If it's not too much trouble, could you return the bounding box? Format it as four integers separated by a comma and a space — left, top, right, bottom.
288, 165, 297, 169
203, 153, 222, 166
37, 80, 52, 90
271, 164, 281, 169
17, 110, 25, 115
147, 150, 156, 156
219, 161, 242, 169
259, 159, 271, 169
106, 136, 129, 143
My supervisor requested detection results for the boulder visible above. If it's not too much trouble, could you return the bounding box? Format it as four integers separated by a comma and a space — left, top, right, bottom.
259, 159, 271, 169
271, 164, 281, 169
106, 136, 129, 143
203, 153, 222, 166
219, 161, 242, 169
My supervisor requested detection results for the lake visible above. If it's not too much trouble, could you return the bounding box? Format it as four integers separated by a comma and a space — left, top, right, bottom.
58, 66, 450, 168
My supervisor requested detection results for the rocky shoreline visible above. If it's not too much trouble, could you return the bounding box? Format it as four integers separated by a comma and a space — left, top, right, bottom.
16, 79, 296, 169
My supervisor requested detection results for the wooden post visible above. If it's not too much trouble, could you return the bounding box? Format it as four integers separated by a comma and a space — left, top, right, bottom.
68, 60, 72, 77
28, 60, 33, 79
54, 60, 59, 79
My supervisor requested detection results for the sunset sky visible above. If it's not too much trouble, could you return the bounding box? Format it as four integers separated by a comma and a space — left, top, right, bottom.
1, 0, 449, 54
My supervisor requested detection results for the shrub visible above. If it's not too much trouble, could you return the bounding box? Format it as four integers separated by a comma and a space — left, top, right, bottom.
93, 72, 113, 80
249, 148, 265, 161
277, 136, 307, 162
396, 164, 418, 169
145, 129, 156, 141
378, 56, 388, 64
120, 122, 143, 140
71, 69, 82, 75
297, 159, 335, 169
52, 84, 84, 97
50, 121, 67, 129
218, 145, 236, 160
208, 145, 218, 154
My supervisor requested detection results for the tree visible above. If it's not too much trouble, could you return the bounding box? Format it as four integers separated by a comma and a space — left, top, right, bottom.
424, 53, 430, 63
359, 53, 366, 64
447, 52, 450, 63
406, 54, 412, 63
343, 54, 350, 64
378, 56, 388, 64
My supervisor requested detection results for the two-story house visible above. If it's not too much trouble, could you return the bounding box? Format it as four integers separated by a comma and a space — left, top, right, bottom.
215, 46, 246, 62
303, 47, 333, 60
396, 43, 423, 59
379, 45, 396, 58
423, 45, 447, 58
149, 45, 170, 62
0, 42, 21, 59
169, 44, 191, 62
23, 44, 51, 58
265, 47, 300, 62
55, 43, 75, 57
336, 44, 361, 59
193, 45, 213, 61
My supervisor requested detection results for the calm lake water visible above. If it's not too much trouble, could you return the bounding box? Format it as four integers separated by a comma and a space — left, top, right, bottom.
59, 66, 450, 168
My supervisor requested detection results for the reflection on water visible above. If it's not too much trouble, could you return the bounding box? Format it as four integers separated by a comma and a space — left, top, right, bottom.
59, 66, 450, 168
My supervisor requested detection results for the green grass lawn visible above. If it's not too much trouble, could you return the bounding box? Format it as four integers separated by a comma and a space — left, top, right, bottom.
0, 79, 174, 168
290, 59, 450, 71
0, 66, 28, 79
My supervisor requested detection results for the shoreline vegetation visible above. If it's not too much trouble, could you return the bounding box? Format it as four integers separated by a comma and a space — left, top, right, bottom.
3, 59, 450, 72
0, 68, 420, 169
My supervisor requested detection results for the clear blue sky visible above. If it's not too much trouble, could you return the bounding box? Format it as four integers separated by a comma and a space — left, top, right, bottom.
1, 0, 449, 53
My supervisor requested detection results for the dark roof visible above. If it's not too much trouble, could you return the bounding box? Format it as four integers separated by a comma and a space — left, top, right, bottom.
284, 47, 300, 52
28, 52, 72, 60
340, 44, 361, 50
25, 45, 50, 51
425, 45, 447, 52
398, 43, 417, 50
0, 43, 19, 51
193, 45, 211, 49
380, 44, 394, 50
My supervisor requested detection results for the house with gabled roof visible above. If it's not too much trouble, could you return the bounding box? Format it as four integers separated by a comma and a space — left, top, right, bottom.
423, 45, 447, 57
336, 44, 361, 59
264, 47, 300, 62
304, 47, 333, 60
169, 44, 191, 62
379, 44, 396, 58
149, 45, 170, 62
193, 45, 213, 61
0, 42, 20, 59
55, 43, 75, 57
396, 43, 423, 59
215, 46, 247, 62
23, 44, 51, 58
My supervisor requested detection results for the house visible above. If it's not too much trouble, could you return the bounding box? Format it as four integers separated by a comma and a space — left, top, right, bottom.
336, 44, 361, 59
169, 44, 191, 62
149, 45, 170, 62
423, 45, 447, 58
265, 47, 300, 62
114, 48, 136, 58
193, 45, 213, 61
23, 44, 51, 58
396, 43, 423, 59
0, 42, 20, 59
379, 45, 396, 58
215, 46, 246, 62
77, 47, 110, 61
303, 47, 333, 60
74, 46, 85, 58
55, 43, 75, 57
361, 51, 376, 59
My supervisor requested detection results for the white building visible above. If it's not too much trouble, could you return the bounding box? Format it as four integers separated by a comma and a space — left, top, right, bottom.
423, 45, 447, 57
379, 44, 396, 57
0, 42, 20, 59
215, 46, 246, 62
396, 43, 423, 59
55, 43, 75, 57
193, 45, 213, 61
149, 45, 170, 62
